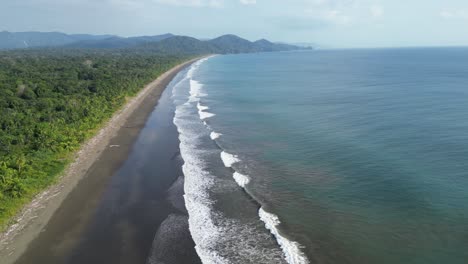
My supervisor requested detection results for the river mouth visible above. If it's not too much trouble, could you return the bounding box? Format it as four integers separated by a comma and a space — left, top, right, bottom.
13, 65, 201, 264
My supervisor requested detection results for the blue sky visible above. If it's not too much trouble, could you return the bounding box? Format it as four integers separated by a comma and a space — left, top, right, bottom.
2, 0, 468, 48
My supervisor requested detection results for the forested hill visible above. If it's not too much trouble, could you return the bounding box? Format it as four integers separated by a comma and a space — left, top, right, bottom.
208, 34, 300, 53
64, 34, 175, 49
0, 31, 307, 53
133, 35, 304, 54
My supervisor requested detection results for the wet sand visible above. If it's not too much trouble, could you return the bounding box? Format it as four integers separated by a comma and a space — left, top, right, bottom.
0, 58, 203, 264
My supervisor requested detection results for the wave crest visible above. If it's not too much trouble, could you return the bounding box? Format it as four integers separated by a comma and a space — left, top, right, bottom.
220, 151, 240, 167
174, 57, 229, 264
175, 56, 310, 264
197, 102, 210, 111
259, 208, 309, 264
233, 172, 250, 188
199, 111, 216, 120
210, 132, 222, 140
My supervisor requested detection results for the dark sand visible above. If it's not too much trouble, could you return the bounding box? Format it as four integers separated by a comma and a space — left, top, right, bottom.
1, 59, 203, 264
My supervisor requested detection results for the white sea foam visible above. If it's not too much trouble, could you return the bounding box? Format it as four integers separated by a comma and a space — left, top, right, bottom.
210, 132, 222, 140
259, 208, 310, 264
197, 101, 215, 120
189, 80, 206, 101
187, 59, 206, 78
199, 111, 216, 120
197, 102, 210, 111
181, 152, 228, 264
173, 57, 230, 264
189, 80, 201, 96
170, 76, 188, 100
174, 56, 306, 264
233, 172, 250, 188
186, 63, 196, 78
175, 115, 228, 264
220, 151, 240, 167
187, 57, 211, 78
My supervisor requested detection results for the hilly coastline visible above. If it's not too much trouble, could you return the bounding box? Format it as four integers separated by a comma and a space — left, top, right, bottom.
0, 31, 307, 53
0, 30, 309, 264
0, 29, 309, 264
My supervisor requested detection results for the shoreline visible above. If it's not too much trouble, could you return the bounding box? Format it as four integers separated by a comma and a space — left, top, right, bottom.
0, 56, 204, 264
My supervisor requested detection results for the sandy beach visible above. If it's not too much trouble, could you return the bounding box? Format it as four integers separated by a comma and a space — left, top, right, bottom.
0, 57, 203, 264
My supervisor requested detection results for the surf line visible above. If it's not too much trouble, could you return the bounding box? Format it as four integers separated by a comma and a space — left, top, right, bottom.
217, 153, 309, 264
185, 56, 310, 264
174, 57, 229, 264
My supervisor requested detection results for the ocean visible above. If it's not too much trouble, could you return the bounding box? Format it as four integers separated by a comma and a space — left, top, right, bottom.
171, 49, 468, 264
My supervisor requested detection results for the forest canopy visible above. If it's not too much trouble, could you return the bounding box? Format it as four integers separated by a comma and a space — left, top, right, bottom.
0, 48, 194, 228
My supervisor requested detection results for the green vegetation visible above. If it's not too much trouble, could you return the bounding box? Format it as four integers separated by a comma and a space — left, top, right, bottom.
0, 48, 195, 229
136, 35, 303, 54
0, 33, 303, 230
1, 31, 305, 52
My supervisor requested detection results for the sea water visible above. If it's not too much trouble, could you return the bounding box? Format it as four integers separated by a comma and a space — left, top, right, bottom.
172, 49, 468, 264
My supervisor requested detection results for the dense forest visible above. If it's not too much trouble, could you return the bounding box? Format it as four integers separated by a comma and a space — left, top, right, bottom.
0, 48, 195, 228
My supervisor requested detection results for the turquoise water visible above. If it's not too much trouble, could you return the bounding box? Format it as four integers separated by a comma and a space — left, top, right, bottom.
176, 49, 468, 264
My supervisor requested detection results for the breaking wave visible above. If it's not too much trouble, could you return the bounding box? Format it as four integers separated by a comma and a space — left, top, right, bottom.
173, 56, 309, 264
210, 132, 222, 140
232, 172, 250, 188
220, 151, 240, 168
259, 208, 309, 264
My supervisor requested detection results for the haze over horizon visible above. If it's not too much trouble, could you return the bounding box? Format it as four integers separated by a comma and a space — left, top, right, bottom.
2, 0, 468, 48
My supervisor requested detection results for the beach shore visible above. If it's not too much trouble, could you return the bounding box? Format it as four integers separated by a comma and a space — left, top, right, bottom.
0, 57, 203, 264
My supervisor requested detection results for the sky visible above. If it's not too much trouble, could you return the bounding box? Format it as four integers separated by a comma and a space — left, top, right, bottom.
2, 0, 468, 48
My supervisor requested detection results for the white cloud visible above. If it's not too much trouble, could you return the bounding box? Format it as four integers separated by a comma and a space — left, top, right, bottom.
370, 5, 383, 18
440, 9, 468, 19
325, 9, 352, 24
304, 8, 352, 25
302, 1, 388, 26
239, 0, 256, 4
440, 10, 453, 18
103, 0, 254, 8
108, 0, 144, 9
153, 0, 223, 7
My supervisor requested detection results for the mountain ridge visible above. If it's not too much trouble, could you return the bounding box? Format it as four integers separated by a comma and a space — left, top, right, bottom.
65, 33, 175, 49
0, 31, 309, 54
